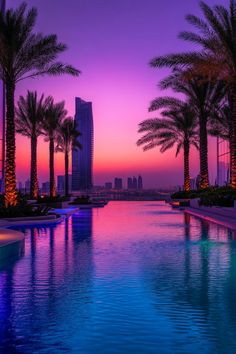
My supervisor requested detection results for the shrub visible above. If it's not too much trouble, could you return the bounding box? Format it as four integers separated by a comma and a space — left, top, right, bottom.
37, 196, 70, 204
70, 195, 91, 205
200, 188, 236, 207
0, 203, 51, 218
171, 187, 236, 207
171, 190, 200, 199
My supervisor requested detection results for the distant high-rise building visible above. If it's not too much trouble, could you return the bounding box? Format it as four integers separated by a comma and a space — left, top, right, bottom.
25, 179, 30, 194
57, 174, 72, 195
72, 97, 93, 191
190, 178, 195, 190
127, 177, 133, 189
132, 176, 137, 190
138, 175, 143, 190
18, 181, 23, 192
219, 161, 230, 186
57, 175, 65, 194
105, 182, 112, 190
42, 181, 50, 195
114, 178, 123, 190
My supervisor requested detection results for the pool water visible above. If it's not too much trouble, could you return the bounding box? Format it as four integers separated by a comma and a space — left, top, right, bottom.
1, 201, 236, 354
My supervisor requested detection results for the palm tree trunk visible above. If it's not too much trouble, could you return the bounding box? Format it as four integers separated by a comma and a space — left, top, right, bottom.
229, 137, 233, 186
30, 134, 38, 199
199, 115, 209, 189
184, 140, 190, 192
65, 149, 69, 197
5, 80, 18, 207
229, 89, 236, 189
49, 137, 56, 197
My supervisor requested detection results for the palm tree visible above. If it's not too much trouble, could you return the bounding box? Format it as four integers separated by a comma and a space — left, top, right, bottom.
149, 1, 236, 188
42, 100, 67, 198
56, 118, 81, 197
209, 105, 232, 183
149, 68, 225, 189
16, 91, 51, 199
0, 3, 80, 206
137, 102, 198, 192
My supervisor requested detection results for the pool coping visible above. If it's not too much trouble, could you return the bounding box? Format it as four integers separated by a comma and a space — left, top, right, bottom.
0, 214, 65, 228
0, 229, 25, 261
184, 207, 236, 230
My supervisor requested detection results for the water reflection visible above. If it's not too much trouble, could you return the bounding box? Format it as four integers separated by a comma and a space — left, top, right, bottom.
145, 213, 236, 352
0, 210, 93, 352
1, 203, 236, 353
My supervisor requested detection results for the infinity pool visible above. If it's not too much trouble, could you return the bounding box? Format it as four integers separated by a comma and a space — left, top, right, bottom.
1, 201, 236, 353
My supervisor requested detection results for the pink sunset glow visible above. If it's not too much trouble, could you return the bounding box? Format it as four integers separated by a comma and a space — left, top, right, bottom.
9, 0, 221, 188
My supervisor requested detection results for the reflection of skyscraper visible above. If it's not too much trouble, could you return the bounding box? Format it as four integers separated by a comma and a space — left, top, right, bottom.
72, 97, 93, 191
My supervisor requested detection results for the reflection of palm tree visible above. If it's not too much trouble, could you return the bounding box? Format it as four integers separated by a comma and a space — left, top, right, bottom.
0, 270, 17, 352
0, 3, 80, 206
199, 219, 210, 310
184, 213, 191, 241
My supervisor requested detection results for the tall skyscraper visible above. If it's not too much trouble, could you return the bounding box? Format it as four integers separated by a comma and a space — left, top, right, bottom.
72, 97, 94, 191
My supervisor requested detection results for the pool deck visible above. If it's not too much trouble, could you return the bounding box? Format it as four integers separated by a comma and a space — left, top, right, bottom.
184, 207, 236, 230
0, 229, 25, 261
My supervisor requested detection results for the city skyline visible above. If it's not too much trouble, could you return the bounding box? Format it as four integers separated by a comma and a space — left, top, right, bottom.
8, 0, 222, 188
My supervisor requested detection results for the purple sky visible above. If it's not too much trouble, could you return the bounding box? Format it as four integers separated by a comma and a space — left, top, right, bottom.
8, 0, 227, 188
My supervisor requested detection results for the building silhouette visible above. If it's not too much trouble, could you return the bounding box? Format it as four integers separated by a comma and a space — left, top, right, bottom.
138, 175, 143, 190
105, 182, 112, 190
25, 179, 30, 194
114, 178, 123, 190
127, 175, 143, 190
127, 177, 133, 189
72, 97, 94, 191
18, 181, 23, 192
42, 181, 50, 194
132, 176, 138, 189
57, 175, 72, 195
